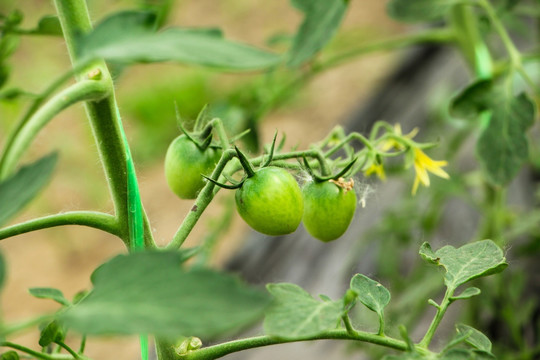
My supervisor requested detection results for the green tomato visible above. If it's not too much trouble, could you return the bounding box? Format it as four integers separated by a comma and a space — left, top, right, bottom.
235, 167, 303, 236
302, 180, 357, 242
165, 135, 222, 199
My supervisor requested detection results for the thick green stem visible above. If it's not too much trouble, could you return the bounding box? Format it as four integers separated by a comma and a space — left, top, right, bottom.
53, 0, 155, 248
178, 330, 418, 360
418, 288, 454, 348
0, 211, 119, 241
0, 80, 108, 178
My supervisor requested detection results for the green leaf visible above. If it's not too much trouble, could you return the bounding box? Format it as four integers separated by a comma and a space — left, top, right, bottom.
0, 152, 58, 226
419, 242, 439, 264
349, 274, 390, 315
78, 11, 281, 71
0, 351, 19, 360
28, 288, 70, 306
477, 93, 536, 185
287, 0, 348, 67
450, 81, 536, 185
38, 321, 64, 347
456, 324, 492, 352
449, 80, 494, 120
264, 283, 344, 339
387, 0, 463, 23
450, 287, 481, 301
60, 251, 269, 338
428, 240, 507, 290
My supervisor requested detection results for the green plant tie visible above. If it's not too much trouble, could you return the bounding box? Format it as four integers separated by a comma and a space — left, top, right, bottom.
116, 108, 148, 360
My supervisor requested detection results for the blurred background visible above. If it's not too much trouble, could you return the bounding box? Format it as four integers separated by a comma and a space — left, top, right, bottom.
1, 0, 538, 359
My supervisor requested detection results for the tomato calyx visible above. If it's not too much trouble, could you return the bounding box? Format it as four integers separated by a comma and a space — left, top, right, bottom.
204, 132, 281, 190
174, 103, 218, 151
301, 155, 357, 183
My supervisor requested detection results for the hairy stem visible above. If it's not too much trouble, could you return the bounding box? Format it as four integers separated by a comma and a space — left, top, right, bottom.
0, 211, 119, 241
418, 287, 454, 348
53, 0, 155, 248
178, 330, 420, 360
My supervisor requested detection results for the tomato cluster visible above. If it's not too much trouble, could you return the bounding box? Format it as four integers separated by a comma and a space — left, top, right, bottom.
164, 129, 357, 241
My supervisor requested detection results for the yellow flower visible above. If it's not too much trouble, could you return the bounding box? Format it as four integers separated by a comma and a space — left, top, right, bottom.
412, 148, 450, 195
379, 123, 419, 152
364, 162, 386, 181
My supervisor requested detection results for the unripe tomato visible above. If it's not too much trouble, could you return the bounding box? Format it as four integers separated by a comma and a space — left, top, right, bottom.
165, 135, 222, 199
302, 180, 356, 242
235, 167, 303, 236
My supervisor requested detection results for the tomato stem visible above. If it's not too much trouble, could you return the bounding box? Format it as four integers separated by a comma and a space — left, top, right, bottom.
176, 329, 434, 360
0, 211, 120, 241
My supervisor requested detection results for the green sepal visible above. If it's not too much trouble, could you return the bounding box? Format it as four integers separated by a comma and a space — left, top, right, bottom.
229, 128, 252, 144
202, 174, 244, 190
262, 131, 279, 168
174, 103, 214, 151
194, 104, 209, 131
302, 156, 357, 182
234, 146, 256, 178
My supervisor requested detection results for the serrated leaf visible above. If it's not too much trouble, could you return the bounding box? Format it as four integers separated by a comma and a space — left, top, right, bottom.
264, 283, 344, 339
419, 242, 439, 264
29, 288, 70, 306
387, 0, 463, 23
287, 0, 348, 67
477, 93, 535, 185
0, 152, 58, 226
430, 240, 507, 290
78, 11, 281, 71
450, 80, 494, 120
456, 324, 492, 352
38, 321, 64, 347
349, 274, 390, 315
450, 287, 481, 301
60, 251, 269, 338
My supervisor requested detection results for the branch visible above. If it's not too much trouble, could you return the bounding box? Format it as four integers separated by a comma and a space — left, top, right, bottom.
178, 329, 416, 360
0, 79, 109, 178
0, 211, 119, 241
